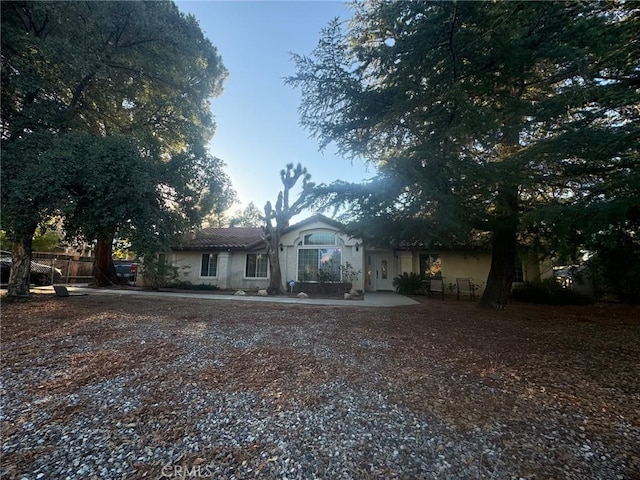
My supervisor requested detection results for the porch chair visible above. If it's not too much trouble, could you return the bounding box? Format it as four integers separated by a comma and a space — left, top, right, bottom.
456, 277, 475, 300
418, 279, 430, 296
429, 278, 445, 299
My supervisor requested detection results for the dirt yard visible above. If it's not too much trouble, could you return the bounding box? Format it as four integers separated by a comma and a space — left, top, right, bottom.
1, 292, 639, 479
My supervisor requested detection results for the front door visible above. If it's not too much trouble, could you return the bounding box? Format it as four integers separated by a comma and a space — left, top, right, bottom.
374, 253, 395, 291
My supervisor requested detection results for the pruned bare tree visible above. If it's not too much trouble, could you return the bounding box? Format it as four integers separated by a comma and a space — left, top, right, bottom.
263, 163, 315, 294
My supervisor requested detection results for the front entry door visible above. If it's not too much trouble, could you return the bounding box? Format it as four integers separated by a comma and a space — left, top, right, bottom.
374, 254, 395, 291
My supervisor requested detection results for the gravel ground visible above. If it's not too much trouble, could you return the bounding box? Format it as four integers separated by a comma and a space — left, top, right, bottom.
1, 293, 639, 479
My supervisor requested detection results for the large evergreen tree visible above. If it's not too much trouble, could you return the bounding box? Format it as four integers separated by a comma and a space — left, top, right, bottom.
289, 1, 639, 308
1, 1, 229, 295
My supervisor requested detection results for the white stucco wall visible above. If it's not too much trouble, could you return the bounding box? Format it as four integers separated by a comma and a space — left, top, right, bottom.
154, 217, 365, 292
279, 220, 365, 291
161, 250, 270, 291
151, 216, 545, 295
394, 249, 541, 296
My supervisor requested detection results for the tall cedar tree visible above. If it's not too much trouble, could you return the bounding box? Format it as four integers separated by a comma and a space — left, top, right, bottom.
288, 1, 639, 308
1, 1, 229, 295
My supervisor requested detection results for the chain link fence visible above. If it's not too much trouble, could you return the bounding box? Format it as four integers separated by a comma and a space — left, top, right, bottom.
31, 252, 94, 284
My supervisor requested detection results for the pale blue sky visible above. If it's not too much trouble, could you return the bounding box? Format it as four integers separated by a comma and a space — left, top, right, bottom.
176, 1, 374, 217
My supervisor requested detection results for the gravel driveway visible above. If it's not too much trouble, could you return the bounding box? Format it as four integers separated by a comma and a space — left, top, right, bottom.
1, 293, 639, 479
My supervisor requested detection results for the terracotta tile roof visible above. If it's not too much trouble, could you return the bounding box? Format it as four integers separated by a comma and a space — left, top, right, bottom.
174, 227, 265, 251
172, 214, 346, 251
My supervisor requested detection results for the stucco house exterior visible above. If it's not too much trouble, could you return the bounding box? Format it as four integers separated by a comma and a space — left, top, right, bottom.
159, 214, 549, 295
164, 214, 365, 292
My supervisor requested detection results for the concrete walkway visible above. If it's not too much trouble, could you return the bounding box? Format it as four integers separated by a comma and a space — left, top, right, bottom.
30, 285, 419, 307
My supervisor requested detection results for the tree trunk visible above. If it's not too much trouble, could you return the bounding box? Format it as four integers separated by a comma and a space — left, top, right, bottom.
7, 234, 35, 298
92, 237, 117, 287
267, 232, 284, 295
479, 221, 518, 309
479, 185, 519, 310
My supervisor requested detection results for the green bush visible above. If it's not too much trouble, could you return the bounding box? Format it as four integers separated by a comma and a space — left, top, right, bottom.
142, 256, 179, 290
511, 279, 593, 305
295, 282, 352, 296
166, 281, 219, 291
586, 230, 640, 303
392, 272, 424, 295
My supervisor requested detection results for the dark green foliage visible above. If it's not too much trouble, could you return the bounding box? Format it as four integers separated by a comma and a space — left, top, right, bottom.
165, 282, 220, 291
511, 280, 593, 306
317, 266, 340, 284
586, 228, 640, 304
0, 230, 60, 252
392, 272, 424, 295
1, 1, 230, 294
294, 282, 352, 297
142, 256, 179, 290
290, 1, 639, 308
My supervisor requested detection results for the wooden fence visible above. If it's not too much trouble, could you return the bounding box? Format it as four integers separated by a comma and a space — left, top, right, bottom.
32, 252, 94, 284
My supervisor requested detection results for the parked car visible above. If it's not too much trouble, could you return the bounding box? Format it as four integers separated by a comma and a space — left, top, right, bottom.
0, 251, 63, 285
114, 261, 137, 285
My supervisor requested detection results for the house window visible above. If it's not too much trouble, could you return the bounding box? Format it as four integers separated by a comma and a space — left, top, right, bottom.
298, 247, 342, 282
514, 256, 524, 283
157, 253, 169, 274
200, 253, 218, 277
246, 253, 268, 278
303, 232, 336, 246
420, 253, 442, 277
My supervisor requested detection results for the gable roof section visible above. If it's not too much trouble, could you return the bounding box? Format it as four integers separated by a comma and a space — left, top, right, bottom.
283, 213, 344, 234
173, 227, 265, 251
172, 214, 346, 251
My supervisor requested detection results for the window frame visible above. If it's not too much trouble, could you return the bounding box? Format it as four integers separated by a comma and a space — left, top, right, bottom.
419, 253, 442, 278
245, 253, 269, 279
513, 256, 525, 283
297, 231, 342, 282
200, 253, 218, 278
303, 231, 337, 246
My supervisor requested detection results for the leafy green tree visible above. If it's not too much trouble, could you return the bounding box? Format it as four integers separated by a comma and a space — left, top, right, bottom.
586, 227, 640, 303
289, 1, 639, 308
263, 163, 315, 294
199, 158, 238, 228
0, 228, 61, 253
1, 1, 228, 294
229, 202, 263, 228
169, 151, 237, 231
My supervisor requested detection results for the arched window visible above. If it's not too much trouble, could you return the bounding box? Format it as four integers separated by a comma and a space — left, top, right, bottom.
303, 232, 336, 245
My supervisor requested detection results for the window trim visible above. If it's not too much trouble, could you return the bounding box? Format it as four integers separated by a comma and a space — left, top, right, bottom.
513, 256, 525, 283
244, 253, 269, 279
419, 252, 442, 278
297, 246, 342, 282
200, 253, 218, 278
303, 231, 337, 246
